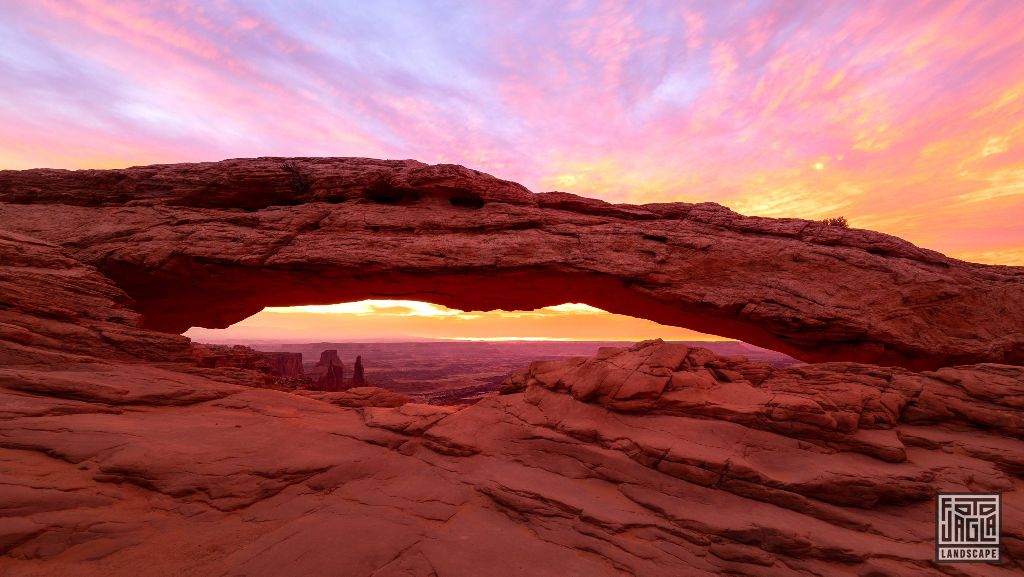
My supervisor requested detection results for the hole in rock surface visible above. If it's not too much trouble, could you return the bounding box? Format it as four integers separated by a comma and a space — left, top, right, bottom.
183, 300, 800, 406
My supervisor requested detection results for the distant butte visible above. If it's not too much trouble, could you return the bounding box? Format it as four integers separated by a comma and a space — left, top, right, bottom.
1, 157, 1022, 370
308, 349, 346, 391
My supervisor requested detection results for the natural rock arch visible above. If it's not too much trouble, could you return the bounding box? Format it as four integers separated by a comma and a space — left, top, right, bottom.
1, 157, 1022, 370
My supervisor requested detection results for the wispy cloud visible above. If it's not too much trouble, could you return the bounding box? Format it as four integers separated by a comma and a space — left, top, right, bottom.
2, 0, 1022, 264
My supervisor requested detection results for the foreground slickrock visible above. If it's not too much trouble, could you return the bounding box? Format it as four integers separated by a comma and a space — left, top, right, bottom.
2, 339, 1022, 576
2, 157, 1023, 368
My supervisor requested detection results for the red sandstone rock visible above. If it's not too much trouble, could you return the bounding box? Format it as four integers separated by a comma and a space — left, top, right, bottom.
316, 366, 344, 392
2, 158, 1022, 369
503, 339, 1024, 467
190, 344, 303, 378
297, 386, 411, 408
1, 341, 1021, 575
0, 231, 190, 366
362, 403, 456, 435
261, 352, 303, 378
307, 349, 346, 391
187, 344, 304, 391
314, 350, 343, 368
352, 355, 366, 387
2, 158, 1024, 576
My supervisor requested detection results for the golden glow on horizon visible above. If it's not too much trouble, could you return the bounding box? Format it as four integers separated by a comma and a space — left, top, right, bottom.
444, 336, 580, 342
183, 301, 727, 343
266, 300, 467, 317
541, 303, 605, 313
262, 301, 610, 321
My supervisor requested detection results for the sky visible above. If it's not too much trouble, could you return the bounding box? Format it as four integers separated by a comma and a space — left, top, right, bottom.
183, 302, 729, 343
3, 0, 1023, 342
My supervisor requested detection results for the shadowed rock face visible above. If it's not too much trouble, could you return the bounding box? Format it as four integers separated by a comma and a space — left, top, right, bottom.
0, 231, 190, 366
190, 344, 303, 379
308, 350, 345, 392
262, 352, 303, 378
314, 349, 343, 369
352, 355, 366, 387
2, 157, 1022, 369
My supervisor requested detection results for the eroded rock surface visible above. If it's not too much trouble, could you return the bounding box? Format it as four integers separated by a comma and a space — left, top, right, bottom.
352, 355, 366, 387
2, 157, 1023, 368
1, 340, 1022, 576
0, 230, 190, 366
307, 349, 346, 392
191, 344, 304, 378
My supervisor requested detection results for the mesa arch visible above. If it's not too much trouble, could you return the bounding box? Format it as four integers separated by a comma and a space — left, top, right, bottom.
1, 156, 1022, 370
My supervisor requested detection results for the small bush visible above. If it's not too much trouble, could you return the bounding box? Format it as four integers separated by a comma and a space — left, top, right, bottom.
821, 216, 849, 228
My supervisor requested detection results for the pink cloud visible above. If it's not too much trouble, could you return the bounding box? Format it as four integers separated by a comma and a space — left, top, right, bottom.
1, 0, 1022, 264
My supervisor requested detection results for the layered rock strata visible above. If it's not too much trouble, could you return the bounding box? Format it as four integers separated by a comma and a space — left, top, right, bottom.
191, 344, 303, 378
308, 350, 346, 392
2, 339, 1021, 576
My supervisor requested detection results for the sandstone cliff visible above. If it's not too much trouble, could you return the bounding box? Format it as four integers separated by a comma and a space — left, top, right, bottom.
191, 344, 303, 378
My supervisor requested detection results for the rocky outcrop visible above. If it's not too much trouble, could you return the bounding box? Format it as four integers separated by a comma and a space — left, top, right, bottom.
297, 386, 411, 408
1, 341, 1021, 575
307, 350, 345, 392
352, 355, 366, 387
261, 352, 303, 378
315, 349, 342, 368
502, 340, 1024, 466
191, 344, 303, 379
2, 157, 1022, 369
0, 231, 190, 366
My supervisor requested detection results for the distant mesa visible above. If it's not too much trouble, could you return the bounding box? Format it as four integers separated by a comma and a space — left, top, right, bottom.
299, 349, 371, 392
308, 349, 346, 391
315, 349, 344, 368
188, 345, 369, 392
190, 344, 303, 387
